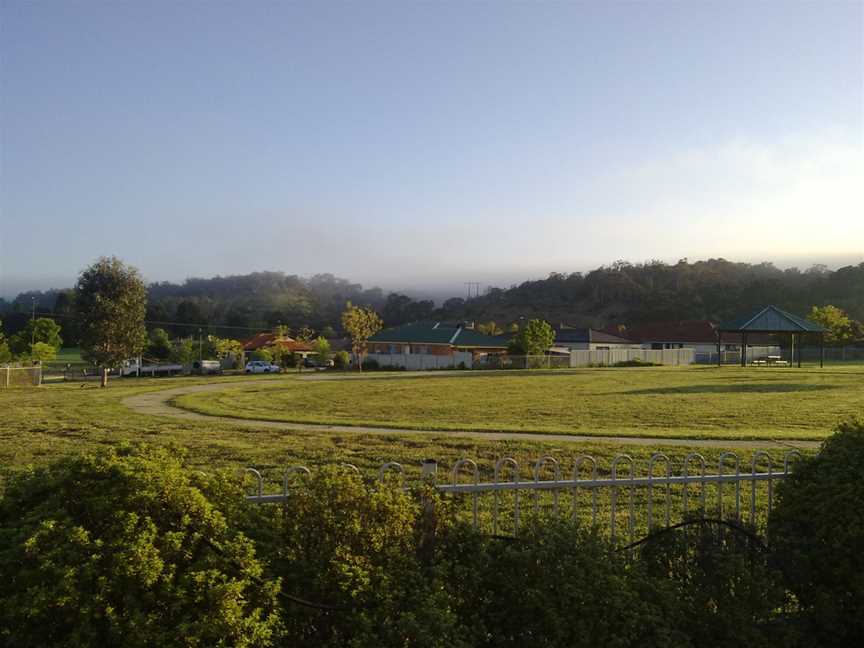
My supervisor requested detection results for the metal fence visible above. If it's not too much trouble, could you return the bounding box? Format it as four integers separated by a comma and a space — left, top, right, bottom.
0, 365, 42, 388
245, 450, 801, 545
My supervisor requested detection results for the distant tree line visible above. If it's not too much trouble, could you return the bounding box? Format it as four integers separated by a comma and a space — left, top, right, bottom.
2, 259, 863, 348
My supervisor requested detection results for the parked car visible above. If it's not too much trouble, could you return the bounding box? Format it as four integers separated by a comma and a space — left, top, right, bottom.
244, 360, 281, 374
192, 360, 222, 375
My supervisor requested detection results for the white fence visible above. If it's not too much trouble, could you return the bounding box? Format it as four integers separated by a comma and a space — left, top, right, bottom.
245, 450, 800, 546
366, 351, 474, 370
0, 365, 42, 388
570, 348, 694, 367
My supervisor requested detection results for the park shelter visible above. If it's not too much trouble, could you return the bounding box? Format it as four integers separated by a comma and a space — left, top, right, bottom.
716, 305, 826, 367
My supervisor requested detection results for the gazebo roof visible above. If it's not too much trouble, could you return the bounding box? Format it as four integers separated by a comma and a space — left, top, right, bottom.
718, 305, 825, 333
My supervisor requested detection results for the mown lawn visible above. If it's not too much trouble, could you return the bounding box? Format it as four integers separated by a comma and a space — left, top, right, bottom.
0, 371, 839, 535
0, 370, 828, 485
173, 365, 864, 440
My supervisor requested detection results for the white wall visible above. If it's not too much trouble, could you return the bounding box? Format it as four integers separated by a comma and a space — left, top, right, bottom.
366, 351, 473, 370
570, 348, 694, 367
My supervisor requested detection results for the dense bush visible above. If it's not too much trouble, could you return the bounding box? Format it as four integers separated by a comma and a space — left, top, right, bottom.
3, 421, 862, 646
442, 520, 683, 647
0, 446, 280, 647
639, 520, 795, 646
332, 350, 350, 369
612, 358, 659, 367
262, 468, 466, 647
770, 418, 864, 645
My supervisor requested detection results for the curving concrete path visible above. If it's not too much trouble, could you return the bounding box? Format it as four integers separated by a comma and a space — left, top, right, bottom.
121, 379, 821, 450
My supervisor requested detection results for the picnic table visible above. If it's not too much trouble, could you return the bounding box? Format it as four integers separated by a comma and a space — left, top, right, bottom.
753, 355, 788, 367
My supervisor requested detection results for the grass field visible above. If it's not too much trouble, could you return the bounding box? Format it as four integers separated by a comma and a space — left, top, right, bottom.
172, 365, 864, 441
3, 368, 849, 536
1, 368, 839, 487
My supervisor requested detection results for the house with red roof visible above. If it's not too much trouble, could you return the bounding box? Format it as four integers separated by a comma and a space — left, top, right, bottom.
242, 332, 315, 359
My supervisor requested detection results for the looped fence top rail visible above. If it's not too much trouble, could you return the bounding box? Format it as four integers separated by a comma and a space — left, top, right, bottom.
244, 449, 804, 544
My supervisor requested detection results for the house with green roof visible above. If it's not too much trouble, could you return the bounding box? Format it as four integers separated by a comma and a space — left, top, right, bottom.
367, 322, 509, 369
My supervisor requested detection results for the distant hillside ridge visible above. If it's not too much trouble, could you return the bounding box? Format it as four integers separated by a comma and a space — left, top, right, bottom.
2, 260, 862, 340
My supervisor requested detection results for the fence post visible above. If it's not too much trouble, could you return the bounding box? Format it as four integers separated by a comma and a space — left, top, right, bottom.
5, 367, 9, 388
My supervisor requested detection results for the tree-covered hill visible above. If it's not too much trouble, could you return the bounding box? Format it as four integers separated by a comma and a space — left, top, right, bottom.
436, 259, 864, 329
2, 259, 862, 341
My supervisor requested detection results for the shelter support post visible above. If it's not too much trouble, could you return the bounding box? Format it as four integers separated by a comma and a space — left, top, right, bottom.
820, 333, 824, 368
798, 333, 802, 368
717, 332, 722, 367
741, 333, 747, 367
790, 333, 794, 368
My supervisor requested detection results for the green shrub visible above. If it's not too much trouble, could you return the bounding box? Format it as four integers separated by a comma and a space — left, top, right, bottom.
442, 519, 682, 647
249, 348, 273, 362
612, 358, 659, 367
639, 519, 795, 646
332, 350, 350, 369
770, 418, 864, 645
0, 446, 280, 647
265, 468, 466, 647
361, 358, 379, 370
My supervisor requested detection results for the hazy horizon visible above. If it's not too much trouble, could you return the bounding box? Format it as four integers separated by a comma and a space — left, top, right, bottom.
2, 2, 862, 300
2, 252, 861, 303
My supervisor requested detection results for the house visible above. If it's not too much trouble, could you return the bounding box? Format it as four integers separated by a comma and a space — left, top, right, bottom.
242, 332, 315, 359
552, 325, 640, 354
603, 320, 780, 363
366, 322, 509, 369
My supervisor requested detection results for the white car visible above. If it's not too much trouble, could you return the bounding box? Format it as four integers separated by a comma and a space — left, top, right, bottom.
244, 360, 281, 374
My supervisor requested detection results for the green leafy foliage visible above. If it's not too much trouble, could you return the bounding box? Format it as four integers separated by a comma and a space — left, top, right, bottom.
508, 318, 555, 356
262, 468, 465, 647
640, 521, 795, 645
0, 446, 280, 647
170, 338, 196, 365
75, 257, 147, 371
341, 303, 383, 371
29, 341, 57, 362
808, 304, 856, 344
249, 348, 273, 363
0, 322, 11, 363
312, 336, 332, 365
770, 418, 864, 645
332, 350, 350, 369
443, 519, 683, 647
9, 317, 63, 356
145, 327, 173, 360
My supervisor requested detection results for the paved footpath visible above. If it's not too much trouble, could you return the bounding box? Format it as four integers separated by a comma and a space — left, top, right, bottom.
122, 379, 821, 450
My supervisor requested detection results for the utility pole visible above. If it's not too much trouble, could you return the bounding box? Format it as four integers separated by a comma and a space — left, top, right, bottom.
30, 297, 36, 346
198, 328, 203, 362
464, 282, 480, 299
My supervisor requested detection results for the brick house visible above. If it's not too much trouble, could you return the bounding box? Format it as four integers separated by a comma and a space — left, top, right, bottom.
366, 322, 508, 369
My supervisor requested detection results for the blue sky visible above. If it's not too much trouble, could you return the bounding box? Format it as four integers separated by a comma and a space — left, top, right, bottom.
1, 1, 862, 297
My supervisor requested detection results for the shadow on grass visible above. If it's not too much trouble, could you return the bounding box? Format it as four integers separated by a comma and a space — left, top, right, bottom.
625, 383, 838, 395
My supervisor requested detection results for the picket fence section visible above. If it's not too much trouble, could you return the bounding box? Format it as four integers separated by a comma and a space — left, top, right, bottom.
245, 450, 801, 546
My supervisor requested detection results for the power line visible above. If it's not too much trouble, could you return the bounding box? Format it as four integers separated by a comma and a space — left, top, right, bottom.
11, 310, 273, 333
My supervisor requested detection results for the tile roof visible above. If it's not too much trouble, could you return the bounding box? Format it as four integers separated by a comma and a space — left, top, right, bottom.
718, 305, 825, 333
242, 332, 313, 351
555, 327, 637, 344
603, 320, 782, 344
369, 322, 509, 348
604, 320, 719, 344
